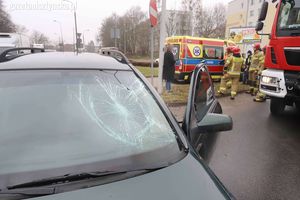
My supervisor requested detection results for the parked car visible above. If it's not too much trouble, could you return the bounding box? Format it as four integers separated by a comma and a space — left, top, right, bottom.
0, 48, 234, 200
0, 33, 30, 54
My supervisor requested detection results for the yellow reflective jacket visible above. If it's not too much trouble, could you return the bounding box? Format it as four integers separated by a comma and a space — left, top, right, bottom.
224, 54, 233, 72
249, 50, 263, 72
258, 53, 265, 75
228, 56, 243, 77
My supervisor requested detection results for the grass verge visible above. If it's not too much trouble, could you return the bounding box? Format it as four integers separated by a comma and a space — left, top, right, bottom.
161, 82, 249, 105
135, 67, 249, 105
136, 66, 159, 78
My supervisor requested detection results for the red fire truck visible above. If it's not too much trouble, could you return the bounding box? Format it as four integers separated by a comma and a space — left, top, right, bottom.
256, 0, 300, 115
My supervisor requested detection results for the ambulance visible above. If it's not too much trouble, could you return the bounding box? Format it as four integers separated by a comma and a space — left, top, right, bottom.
165, 36, 235, 82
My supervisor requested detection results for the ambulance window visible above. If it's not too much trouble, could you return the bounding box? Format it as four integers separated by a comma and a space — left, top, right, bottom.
203, 46, 224, 60
172, 44, 180, 60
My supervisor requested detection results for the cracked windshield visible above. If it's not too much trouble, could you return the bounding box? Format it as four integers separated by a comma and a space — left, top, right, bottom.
0, 0, 299, 200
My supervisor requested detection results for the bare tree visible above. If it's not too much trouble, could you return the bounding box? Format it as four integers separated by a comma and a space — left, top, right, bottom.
30, 31, 50, 45
181, 0, 202, 36
98, 13, 119, 48
0, 0, 16, 32
197, 8, 214, 37
212, 3, 226, 38
194, 3, 227, 39
166, 10, 177, 36
181, 0, 197, 12
86, 40, 95, 53
97, 6, 147, 55
16, 25, 28, 35
123, 6, 146, 55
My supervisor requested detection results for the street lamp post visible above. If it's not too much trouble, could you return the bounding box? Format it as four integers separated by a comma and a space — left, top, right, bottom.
53, 33, 60, 50
158, 0, 167, 94
63, 0, 78, 53
53, 19, 64, 51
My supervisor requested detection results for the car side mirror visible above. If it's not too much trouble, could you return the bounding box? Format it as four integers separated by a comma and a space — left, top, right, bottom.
258, 1, 269, 21
256, 21, 264, 32
192, 113, 233, 133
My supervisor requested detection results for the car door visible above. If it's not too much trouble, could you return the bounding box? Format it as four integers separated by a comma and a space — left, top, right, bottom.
182, 63, 232, 158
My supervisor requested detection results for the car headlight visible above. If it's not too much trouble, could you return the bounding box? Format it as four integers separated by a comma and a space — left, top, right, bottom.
261, 76, 279, 85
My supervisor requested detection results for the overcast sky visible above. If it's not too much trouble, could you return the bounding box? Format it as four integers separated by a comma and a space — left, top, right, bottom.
3, 0, 230, 44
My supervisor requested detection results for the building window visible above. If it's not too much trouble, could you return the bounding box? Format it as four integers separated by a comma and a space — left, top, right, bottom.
251, 0, 254, 5
241, 3, 244, 8
258, 8, 261, 15
249, 22, 253, 26
250, 10, 254, 17
259, 0, 263, 2
240, 14, 243, 19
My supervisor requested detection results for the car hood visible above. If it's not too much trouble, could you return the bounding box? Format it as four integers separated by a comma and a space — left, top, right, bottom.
32, 154, 230, 200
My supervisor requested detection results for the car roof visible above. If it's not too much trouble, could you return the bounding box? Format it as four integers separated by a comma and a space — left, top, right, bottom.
0, 52, 132, 71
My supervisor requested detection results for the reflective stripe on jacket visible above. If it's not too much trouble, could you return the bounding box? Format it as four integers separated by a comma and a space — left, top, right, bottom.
258, 53, 265, 74
224, 54, 233, 72
249, 51, 263, 72
228, 56, 243, 76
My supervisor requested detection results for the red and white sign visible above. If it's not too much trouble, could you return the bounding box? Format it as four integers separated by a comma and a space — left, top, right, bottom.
149, 0, 158, 27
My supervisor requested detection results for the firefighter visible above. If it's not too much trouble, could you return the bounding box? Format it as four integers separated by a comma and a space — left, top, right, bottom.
247, 43, 264, 96
218, 46, 243, 99
254, 46, 267, 102
228, 46, 244, 100
217, 46, 234, 95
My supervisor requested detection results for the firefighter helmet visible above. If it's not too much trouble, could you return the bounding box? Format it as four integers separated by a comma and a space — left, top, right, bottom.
226, 46, 234, 53
253, 43, 261, 51
233, 46, 241, 54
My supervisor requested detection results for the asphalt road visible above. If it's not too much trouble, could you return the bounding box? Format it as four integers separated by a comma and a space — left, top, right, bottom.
207, 94, 300, 200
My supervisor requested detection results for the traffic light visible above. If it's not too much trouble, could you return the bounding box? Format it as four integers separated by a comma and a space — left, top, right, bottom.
76, 33, 83, 49
76, 38, 83, 49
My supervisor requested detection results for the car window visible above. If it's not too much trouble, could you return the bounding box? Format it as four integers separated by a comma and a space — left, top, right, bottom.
0, 70, 180, 175
194, 67, 214, 122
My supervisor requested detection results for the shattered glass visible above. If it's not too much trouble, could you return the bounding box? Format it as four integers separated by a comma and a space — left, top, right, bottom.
69, 70, 175, 147
0, 70, 178, 174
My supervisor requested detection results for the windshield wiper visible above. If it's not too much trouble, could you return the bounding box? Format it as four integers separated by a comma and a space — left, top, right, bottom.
6, 171, 128, 190
6, 168, 163, 190
0, 188, 55, 199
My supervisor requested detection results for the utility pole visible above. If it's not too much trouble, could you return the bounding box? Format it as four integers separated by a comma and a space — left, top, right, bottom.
158, 0, 166, 94
74, 11, 79, 53
63, 0, 78, 53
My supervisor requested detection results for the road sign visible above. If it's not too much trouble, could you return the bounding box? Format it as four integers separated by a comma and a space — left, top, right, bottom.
110, 28, 120, 39
149, 0, 158, 27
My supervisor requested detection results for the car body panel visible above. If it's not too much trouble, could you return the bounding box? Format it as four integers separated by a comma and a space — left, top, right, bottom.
0, 52, 233, 200
31, 154, 228, 200
0, 52, 131, 71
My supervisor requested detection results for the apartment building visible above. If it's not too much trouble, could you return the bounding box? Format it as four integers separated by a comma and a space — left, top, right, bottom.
226, 0, 276, 52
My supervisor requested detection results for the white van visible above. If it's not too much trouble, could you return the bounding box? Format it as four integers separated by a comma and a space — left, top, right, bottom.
0, 33, 31, 54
